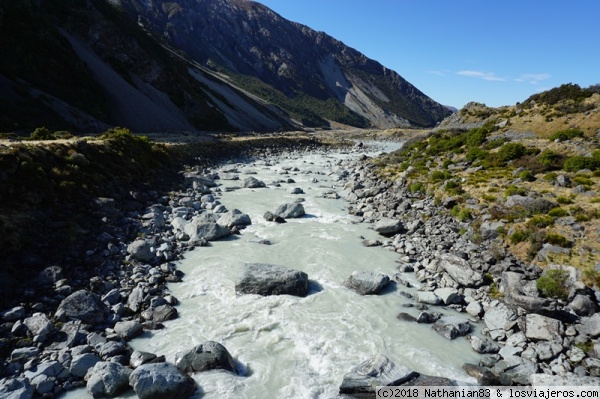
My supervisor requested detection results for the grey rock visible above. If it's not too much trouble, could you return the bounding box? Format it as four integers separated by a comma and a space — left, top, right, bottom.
505, 195, 556, 214
531, 373, 600, 385
555, 175, 571, 188
175, 341, 237, 374
432, 316, 471, 340
480, 221, 505, 240
524, 313, 564, 341
10, 347, 40, 362
130, 351, 165, 369
96, 341, 128, 359
582, 313, 600, 338
339, 354, 416, 395
373, 218, 403, 236
56, 290, 108, 325
343, 271, 390, 295
183, 218, 231, 242
141, 304, 177, 323
129, 363, 196, 399
114, 320, 143, 341
483, 302, 518, 340
236, 263, 308, 297
434, 287, 460, 305
569, 294, 597, 316
70, 353, 101, 378
242, 176, 266, 188
465, 301, 483, 317
467, 335, 500, 354
535, 341, 563, 361
86, 361, 132, 398
416, 291, 442, 305
583, 358, 600, 377
396, 313, 417, 322
36, 265, 64, 286
274, 202, 305, 218
462, 363, 501, 385
1, 306, 25, 322
263, 211, 286, 223
127, 240, 154, 262
435, 253, 483, 288
0, 377, 34, 399
127, 286, 145, 313
416, 312, 442, 324
23, 313, 54, 339
216, 209, 251, 228
289, 187, 304, 194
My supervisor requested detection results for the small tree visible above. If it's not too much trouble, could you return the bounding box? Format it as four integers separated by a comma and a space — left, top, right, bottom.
29, 127, 54, 140
536, 269, 570, 300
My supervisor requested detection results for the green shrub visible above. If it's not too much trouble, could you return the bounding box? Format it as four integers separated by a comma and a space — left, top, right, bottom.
518, 170, 536, 181
536, 269, 571, 300
29, 127, 54, 140
52, 131, 73, 139
430, 170, 451, 183
466, 127, 487, 148
593, 150, 600, 161
497, 142, 527, 163
557, 196, 574, 204
504, 185, 528, 197
484, 138, 507, 150
563, 156, 600, 172
445, 180, 464, 195
572, 175, 594, 187
466, 147, 489, 162
543, 172, 558, 182
409, 182, 425, 193
544, 233, 571, 247
538, 150, 564, 170
548, 207, 568, 217
549, 128, 584, 142
527, 215, 555, 228
510, 229, 532, 244
451, 206, 472, 222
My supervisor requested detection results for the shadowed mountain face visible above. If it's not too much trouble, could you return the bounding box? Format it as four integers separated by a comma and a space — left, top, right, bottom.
115, 0, 452, 128
0, 0, 450, 133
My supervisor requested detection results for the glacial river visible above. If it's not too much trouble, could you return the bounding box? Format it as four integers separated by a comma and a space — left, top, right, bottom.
63, 142, 480, 399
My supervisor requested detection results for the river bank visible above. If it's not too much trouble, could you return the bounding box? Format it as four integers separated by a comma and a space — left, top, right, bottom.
1, 135, 599, 399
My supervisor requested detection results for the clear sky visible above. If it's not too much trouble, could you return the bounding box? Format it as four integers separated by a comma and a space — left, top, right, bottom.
255, 0, 599, 109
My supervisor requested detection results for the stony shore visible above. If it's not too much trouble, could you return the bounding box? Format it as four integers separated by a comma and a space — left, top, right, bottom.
1, 138, 599, 398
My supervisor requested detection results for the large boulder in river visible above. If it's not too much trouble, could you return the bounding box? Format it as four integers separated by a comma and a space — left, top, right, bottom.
86, 361, 131, 398
129, 363, 196, 399
217, 209, 251, 228
56, 290, 108, 325
235, 263, 308, 297
343, 271, 390, 295
374, 218, 403, 236
434, 253, 484, 288
183, 217, 231, 242
175, 341, 237, 374
339, 354, 416, 396
274, 202, 305, 219
432, 316, 471, 340
242, 176, 266, 188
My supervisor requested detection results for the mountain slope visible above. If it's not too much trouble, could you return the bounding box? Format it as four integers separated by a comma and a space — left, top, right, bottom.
111, 0, 452, 128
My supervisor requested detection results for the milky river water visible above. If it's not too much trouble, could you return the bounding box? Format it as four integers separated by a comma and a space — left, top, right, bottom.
63, 142, 480, 399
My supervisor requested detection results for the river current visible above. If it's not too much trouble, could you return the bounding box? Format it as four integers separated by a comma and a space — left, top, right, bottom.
63, 142, 480, 399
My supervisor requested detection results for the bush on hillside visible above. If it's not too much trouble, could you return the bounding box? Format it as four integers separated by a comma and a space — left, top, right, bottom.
549, 128, 584, 142
563, 156, 600, 172
536, 269, 570, 300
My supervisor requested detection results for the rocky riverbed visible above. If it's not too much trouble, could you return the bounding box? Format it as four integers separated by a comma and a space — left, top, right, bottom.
1, 139, 599, 399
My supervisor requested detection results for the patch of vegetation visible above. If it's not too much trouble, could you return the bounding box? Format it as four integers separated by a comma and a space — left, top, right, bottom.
537, 150, 565, 170
451, 205, 472, 222
544, 233, 571, 247
409, 182, 425, 194
548, 128, 584, 142
504, 185, 528, 197
518, 170, 536, 181
557, 196, 574, 205
536, 269, 571, 300
563, 156, 600, 172
548, 207, 568, 217
510, 229, 532, 244
524, 83, 595, 107
527, 215, 554, 228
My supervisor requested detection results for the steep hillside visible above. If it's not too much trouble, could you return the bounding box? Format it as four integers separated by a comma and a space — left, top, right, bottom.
0, 0, 296, 133
377, 83, 600, 277
111, 0, 452, 129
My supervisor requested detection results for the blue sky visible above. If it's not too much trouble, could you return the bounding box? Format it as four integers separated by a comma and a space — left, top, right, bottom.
255, 0, 599, 109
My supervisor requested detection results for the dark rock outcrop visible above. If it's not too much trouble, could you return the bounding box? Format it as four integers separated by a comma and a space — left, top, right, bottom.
235, 263, 308, 297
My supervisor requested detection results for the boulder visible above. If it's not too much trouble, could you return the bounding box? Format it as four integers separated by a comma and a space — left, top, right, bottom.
480, 221, 505, 240
435, 253, 483, 288
569, 295, 597, 316
114, 320, 144, 341
467, 335, 500, 354
462, 363, 501, 385
235, 263, 308, 297
274, 202, 305, 219
483, 302, 518, 341
432, 316, 471, 340
70, 353, 101, 378
183, 218, 231, 242
582, 313, 600, 338
433, 288, 461, 305
339, 354, 416, 396
23, 313, 54, 339
130, 351, 165, 369
531, 373, 600, 386
416, 291, 442, 306
505, 195, 556, 214
127, 240, 154, 262
373, 218, 403, 236
524, 313, 563, 341
217, 209, 251, 229
86, 362, 132, 398
36, 265, 64, 286
465, 301, 483, 317
242, 176, 266, 188
343, 271, 390, 295
141, 305, 177, 323
129, 363, 196, 399
289, 187, 304, 194
56, 290, 108, 325
175, 341, 237, 374
0, 377, 34, 399
0, 305, 25, 322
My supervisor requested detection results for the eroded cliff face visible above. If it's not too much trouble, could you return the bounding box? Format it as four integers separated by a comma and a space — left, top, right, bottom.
113, 0, 452, 128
